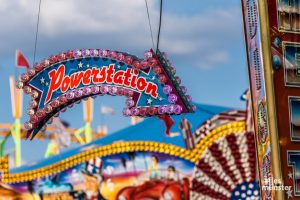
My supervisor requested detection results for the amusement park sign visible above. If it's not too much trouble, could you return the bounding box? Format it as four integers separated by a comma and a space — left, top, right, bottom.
44, 63, 159, 105
17, 49, 195, 138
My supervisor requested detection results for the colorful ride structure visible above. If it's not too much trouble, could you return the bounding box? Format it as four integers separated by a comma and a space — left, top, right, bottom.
0, 95, 260, 199
0, 47, 258, 199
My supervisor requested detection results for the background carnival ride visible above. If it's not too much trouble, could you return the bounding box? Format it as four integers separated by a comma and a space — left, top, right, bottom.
0, 76, 106, 168
0, 81, 260, 200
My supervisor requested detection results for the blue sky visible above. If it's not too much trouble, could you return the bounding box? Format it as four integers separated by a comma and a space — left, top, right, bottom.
0, 0, 249, 165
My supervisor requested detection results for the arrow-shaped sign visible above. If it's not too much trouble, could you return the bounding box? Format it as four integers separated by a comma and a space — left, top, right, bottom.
17, 49, 195, 138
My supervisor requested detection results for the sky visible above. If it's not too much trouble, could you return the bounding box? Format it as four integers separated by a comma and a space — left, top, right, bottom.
0, 0, 249, 165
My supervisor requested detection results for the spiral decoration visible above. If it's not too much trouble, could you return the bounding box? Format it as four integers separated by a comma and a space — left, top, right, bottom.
191, 118, 258, 200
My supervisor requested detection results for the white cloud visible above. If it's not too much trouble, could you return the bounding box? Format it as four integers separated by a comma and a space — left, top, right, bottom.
35, 0, 148, 35
197, 51, 230, 69
0, 0, 242, 70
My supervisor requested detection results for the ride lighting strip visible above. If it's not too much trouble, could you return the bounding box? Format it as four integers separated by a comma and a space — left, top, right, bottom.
0, 121, 245, 183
